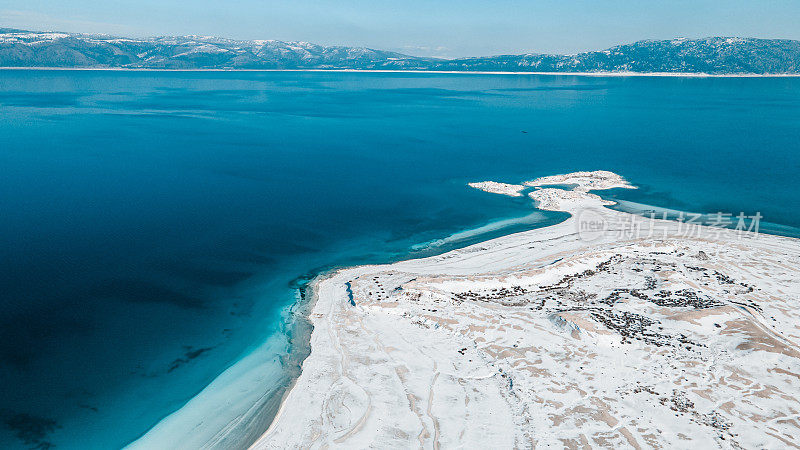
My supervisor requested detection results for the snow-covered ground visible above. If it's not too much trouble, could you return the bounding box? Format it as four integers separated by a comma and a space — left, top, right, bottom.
468, 181, 527, 197
254, 171, 800, 449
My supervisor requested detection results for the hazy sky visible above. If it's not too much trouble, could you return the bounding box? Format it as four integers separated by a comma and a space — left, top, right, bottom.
2, 1, 799, 58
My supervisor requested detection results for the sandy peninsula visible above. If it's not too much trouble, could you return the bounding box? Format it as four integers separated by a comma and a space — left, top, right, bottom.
253, 171, 800, 449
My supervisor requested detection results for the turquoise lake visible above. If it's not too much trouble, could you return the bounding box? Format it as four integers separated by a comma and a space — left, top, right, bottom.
1, 70, 798, 448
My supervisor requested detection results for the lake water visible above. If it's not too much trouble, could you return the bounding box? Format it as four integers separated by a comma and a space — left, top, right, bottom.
1, 70, 798, 449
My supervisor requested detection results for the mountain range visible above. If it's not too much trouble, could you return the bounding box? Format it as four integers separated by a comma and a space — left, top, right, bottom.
1, 28, 799, 74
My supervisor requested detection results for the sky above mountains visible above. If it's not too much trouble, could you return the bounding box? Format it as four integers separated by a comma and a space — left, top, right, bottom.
2, 0, 800, 58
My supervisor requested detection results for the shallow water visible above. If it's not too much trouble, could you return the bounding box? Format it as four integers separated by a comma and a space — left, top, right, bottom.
0, 70, 798, 448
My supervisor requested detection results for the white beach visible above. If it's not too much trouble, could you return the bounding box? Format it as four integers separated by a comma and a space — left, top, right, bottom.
253, 171, 800, 449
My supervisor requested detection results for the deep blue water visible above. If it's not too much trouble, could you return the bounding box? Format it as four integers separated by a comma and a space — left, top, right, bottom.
1, 70, 799, 449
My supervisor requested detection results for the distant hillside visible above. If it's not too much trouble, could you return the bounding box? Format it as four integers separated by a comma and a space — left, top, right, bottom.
439, 38, 800, 74
1, 29, 799, 74
0, 29, 432, 70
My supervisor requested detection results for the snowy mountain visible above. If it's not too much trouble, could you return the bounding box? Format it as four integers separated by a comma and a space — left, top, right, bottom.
0, 29, 431, 69
436, 37, 800, 74
1, 29, 799, 74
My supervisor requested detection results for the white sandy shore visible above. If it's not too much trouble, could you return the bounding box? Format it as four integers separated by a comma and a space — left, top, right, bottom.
126, 291, 313, 450
2, 67, 800, 77
253, 171, 800, 449
467, 181, 527, 197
